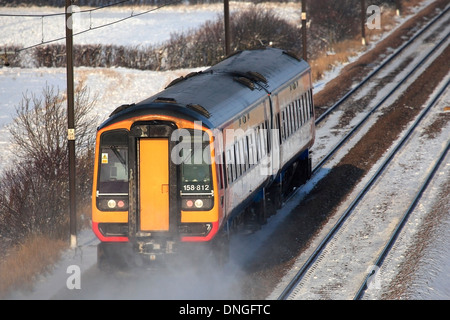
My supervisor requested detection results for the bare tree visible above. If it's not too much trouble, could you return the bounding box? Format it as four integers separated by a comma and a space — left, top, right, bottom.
0, 82, 97, 245
308, 0, 361, 50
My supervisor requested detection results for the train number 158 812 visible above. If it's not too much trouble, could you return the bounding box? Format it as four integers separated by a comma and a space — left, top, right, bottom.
182, 184, 210, 192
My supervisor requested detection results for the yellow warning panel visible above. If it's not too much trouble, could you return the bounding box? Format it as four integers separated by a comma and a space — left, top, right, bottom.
101, 153, 108, 164
139, 138, 169, 231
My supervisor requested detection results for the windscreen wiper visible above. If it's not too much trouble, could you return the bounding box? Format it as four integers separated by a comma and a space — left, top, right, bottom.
110, 146, 126, 167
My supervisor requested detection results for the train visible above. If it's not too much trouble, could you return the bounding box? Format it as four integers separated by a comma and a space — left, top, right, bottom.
91, 47, 315, 267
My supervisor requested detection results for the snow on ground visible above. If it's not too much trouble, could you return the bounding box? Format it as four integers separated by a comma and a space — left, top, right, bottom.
1, 1, 448, 299
0, 66, 204, 172
0, 2, 302, 48
1, 5, 221, 48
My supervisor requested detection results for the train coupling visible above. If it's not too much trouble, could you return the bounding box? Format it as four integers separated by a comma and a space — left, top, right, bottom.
136, 239, 176, 260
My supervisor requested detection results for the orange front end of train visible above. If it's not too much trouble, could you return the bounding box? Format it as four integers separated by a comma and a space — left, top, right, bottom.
92, 113, 223, 265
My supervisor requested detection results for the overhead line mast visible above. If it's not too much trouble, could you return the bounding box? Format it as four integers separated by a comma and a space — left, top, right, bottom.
224, 0, 231, 56
302, 0, 307, 61
65, 0, 77, 249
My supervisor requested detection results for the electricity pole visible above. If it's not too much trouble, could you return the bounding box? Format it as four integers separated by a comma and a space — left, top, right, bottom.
65, 0, 77, 249
224, 0, 231, 56
361, 0, 367, 45
301, 0, 307, 61
396, 0, 402, 16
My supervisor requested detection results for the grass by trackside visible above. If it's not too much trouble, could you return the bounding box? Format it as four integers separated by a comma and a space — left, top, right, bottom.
0, 234, 67, 299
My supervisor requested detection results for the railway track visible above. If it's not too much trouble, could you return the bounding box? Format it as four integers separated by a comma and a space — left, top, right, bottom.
280, 4, 449, 207
354, 132, 449, 300
273, 5, 450, 300
314, 4, 449, 126
310, 4, 449, 175
277, 77, 449, 300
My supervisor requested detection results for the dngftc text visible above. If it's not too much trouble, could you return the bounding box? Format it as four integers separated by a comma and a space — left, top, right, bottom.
179, 304, 271, 317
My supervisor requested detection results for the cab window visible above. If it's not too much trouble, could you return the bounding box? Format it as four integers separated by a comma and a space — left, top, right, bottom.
180, 130, 212, 194
98, 130, 129, 194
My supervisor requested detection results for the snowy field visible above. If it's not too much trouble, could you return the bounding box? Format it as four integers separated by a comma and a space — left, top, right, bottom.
1, 2, 302, 48
1, 1, 449, 300
0, 2, 302, 172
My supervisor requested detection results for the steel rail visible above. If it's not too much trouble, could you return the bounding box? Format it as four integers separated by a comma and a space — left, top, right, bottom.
311, 31, 449, 177
283, 23, 449, 207
314, 4, 449, 125
354, 82, 450, 300
277, 31, 450, 300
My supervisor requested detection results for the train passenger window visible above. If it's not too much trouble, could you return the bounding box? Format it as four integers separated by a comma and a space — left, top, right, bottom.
304, 92, 309, 121
222, 153, 227, 188
255, 122, 269, 161
255, 125, 261, 161
285, 106, 289, 137
217, 162, 223, 190
288, 104, 294, 135
247, 132, 257, 166
301, 95, 306, 124
98, 130, 129, 194
226, 148, 235, 183
242, 136, 249, 172
295, 99, 301, 128
234, 141, 242, 178
292, 102, 298, 132
298, 98, 303, 125
276, 112, 282, 144
256, 124, 262, 159
238, 138, 246, 174
306, 90, 313, 119
286, 107, 291, 137
298, 100, 302, 124
309, 89, 314, 117
285, 108, 290, 138
264, 120, 270, 154
237, 139, 243, 174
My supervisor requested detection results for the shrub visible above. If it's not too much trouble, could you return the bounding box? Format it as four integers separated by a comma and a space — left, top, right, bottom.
0, 83, 97, 247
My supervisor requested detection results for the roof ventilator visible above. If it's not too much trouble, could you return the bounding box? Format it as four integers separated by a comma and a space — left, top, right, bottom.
233, 70, 267, 90
186, 103, 211, 118
282, 50, 302, 61
109, 103, 135, 117
246, 71, 267, 84
165, 71, 203, 89
234, 76, 255, 90
153, 97, 177, 104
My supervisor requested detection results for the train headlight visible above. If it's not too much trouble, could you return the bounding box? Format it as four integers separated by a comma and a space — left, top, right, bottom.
194, 199, 204, 208
97, 197, 128, 211
107, 199, 116, 209
181, 198, 212, 210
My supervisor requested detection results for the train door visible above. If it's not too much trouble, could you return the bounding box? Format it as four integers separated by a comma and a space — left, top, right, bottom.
128, 122, 178, 241
139, 138, 169, 231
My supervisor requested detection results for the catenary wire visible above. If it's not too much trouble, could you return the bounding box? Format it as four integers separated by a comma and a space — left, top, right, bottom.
2, 0, 183, 53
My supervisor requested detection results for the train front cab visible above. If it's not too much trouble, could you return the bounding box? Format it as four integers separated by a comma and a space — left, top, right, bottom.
92, 116, 224, 267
